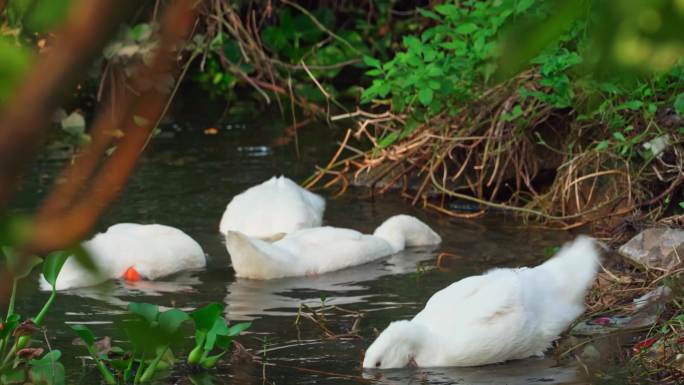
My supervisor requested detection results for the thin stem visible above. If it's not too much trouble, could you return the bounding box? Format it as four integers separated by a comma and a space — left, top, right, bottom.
5, 279, 17, 321
33, 289, 56, 326
88, 345, 116, 385
139, 346, 168, 383
134, 352, 146, 384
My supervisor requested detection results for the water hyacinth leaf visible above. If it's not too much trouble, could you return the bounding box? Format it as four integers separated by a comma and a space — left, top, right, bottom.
29, 350, 65, 385
227, 322, 251, 337
158, 309, 189, 334
127, 302, 160, 324
42, 250, 70, 288
190, 303, 224, 331
69, 324, 95, 346
214, 334, 233, 350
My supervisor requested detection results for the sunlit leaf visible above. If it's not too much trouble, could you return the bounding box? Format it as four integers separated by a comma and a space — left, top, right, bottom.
190, 303, 223, 331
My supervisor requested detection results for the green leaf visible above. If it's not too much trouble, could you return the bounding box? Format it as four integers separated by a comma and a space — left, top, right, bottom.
42, 250, 70, 288
377, 131, 400, 149
595, 140, 609, 151
190, 303, 224, 331
678, 202, 684, 210
127, 302, 160, 324
4, 247, 42, 279
227, 322, 251, 337
0, 39, 32, 104
25, 0, 71, 32
29, 350, 65, 385
69, 324, 95, 346
675, 92, 684, 116
158, 309, 189, 334
362, 55, 381, 69
418, 88, 433, 106
455, 23, 478, 34
612, 132, 626, 142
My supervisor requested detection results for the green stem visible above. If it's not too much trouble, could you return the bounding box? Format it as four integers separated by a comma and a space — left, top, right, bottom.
5, 279, 17, 321
134, 353, 146, 385
88, 346, 116, 385
124, 349, 136, 383
33, 289, 56, 326
139, 346, 168, 383
1, 288, 57, 369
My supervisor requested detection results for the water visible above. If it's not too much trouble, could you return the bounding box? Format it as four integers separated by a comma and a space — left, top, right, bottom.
12, 112, 588, 384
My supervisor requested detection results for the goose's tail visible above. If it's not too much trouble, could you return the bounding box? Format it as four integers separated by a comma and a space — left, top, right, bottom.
225, 231, 295, 279
534, 236, 601, 305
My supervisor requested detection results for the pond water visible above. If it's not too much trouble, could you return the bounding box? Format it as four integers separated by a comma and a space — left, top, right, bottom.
13, 111, 590, 384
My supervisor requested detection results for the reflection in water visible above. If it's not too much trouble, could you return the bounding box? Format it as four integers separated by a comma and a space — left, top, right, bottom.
224, 246, 438, 320
362, 357, 582, 385
16, 113, 585, 384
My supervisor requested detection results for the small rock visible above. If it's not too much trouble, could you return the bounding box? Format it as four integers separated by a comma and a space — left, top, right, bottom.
618, 227, 684, 270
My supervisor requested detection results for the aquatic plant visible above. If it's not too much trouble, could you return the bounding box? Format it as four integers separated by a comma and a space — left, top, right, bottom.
69, 302, 250, 383
0, 245, 70, 384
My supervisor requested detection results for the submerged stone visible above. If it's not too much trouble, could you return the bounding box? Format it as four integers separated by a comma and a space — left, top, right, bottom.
618, 227, 684, 270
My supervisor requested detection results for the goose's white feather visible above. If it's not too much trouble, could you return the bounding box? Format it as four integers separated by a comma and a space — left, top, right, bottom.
40, 223, 206, 291
226, 214, 441, 279
363, 236, 600, 368
219, 176, 325, 239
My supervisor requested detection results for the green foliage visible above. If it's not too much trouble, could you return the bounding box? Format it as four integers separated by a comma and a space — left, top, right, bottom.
358, 0, 684, 155
7, 0, 71, 32
70, 302, 250, 383
0, 39, 32, 105
0, 226, 72, 384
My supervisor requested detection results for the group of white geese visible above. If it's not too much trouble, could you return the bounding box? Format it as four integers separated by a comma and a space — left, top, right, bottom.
40, 176, 601, 369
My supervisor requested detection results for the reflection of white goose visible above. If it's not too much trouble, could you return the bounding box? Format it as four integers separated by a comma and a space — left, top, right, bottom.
219, 176, 325, 240
363, 236, 600, 368
361, 357, 579, 385
225, 215, 441, 280
40, 223, 206, 291
224, 246, 439, 321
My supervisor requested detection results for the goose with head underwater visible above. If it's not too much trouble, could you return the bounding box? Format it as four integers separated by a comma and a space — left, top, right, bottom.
225, 214, 441, 279
39, 223, 206, 291
363, 236, 600, 368
219, 176, 325, 241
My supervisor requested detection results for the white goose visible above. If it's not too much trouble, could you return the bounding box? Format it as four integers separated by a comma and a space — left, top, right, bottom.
219, 176, 325, 240
225, 214, 441, 279
40, 223, 206, 291
363, 236, 600, 368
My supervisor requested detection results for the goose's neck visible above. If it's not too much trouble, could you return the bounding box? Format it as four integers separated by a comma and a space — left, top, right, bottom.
372, 224, 405, 253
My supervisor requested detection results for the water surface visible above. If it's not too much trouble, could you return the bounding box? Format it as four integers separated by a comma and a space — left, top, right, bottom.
14, 113, 586, 384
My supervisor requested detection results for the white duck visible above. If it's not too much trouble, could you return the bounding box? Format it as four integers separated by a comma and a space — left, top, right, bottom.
225, 214, 441, 280
219, 176, 325, 240
40, 223, 206, 291
363, 236, 600, 368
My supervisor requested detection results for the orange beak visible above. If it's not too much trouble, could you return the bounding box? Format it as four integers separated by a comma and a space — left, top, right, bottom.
123, 266, 142, 282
